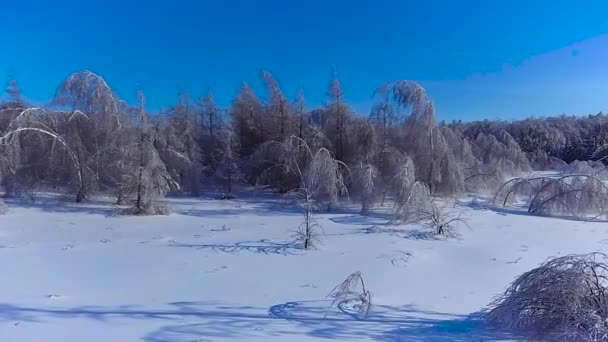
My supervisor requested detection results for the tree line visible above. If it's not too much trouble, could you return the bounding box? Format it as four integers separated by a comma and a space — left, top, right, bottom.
0, 70, 603, 214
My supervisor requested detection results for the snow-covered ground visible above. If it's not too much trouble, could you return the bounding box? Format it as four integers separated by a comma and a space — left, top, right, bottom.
0, 192, 606, 341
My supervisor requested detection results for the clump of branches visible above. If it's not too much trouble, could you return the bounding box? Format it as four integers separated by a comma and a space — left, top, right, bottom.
494, 175, 608, 219
327, 271, 372, 319
419, 200, 469, 237
485, 253, 608, 341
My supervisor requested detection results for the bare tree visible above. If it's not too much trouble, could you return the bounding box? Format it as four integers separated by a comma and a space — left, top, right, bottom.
156, 94, 200, 196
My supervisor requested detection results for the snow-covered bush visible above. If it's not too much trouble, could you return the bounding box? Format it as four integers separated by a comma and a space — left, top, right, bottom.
485, 253, 608, 341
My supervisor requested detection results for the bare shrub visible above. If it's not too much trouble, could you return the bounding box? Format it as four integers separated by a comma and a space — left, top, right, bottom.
418, 200, 469, 237
288, 189, 322, 249
327, 271, 372, 318
485, 253, 608, 341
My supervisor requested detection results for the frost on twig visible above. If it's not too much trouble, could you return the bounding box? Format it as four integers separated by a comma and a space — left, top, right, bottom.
327, 271, 372, 319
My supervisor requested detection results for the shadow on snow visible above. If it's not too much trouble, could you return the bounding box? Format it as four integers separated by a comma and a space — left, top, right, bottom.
167, 239, 302, 256
0, 300, 515, 341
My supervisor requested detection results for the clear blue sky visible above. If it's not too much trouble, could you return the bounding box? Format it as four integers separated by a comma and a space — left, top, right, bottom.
3, 0, 608, 121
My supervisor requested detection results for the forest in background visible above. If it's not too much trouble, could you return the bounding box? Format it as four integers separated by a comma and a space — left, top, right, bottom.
0, 70, 607, 217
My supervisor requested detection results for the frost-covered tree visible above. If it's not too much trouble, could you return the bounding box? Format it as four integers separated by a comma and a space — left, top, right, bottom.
156, 94, 200, 196
214, 129, 241, 197
230, 83, 265, 173
0, 108, 88, 201
392, 157, 432, 222
292, 89, 310, 145
53, 70, 119, 119
322, 70, 353, 163
262, 71, 292, 141
256, 136, 347, 247
375, 81, 465, 195
118, 91, 177, 215
198, 91, 224, 180
351, 162, 378, 214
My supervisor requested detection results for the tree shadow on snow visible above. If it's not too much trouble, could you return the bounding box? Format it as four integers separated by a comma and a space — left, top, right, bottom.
327, 223, 442, 241
175, 199, 304, 218
0, 301, 515, 341
267, 300, 513, 341
329, 214, 393, 226
3, 197, 117, 216
167, 239, 302, 255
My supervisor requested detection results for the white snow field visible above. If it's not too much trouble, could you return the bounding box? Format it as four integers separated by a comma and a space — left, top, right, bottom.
0, 192, 606, 341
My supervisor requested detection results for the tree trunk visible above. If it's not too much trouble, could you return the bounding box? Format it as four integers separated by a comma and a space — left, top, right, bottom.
135, 130, 145, 210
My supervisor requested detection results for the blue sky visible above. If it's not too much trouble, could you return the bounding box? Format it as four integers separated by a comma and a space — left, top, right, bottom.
2, 0, 608, 121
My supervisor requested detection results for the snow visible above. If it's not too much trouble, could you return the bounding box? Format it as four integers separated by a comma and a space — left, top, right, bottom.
0, 193, 606, 341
